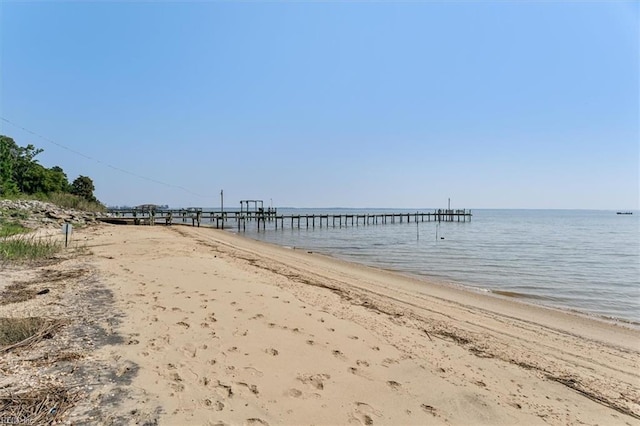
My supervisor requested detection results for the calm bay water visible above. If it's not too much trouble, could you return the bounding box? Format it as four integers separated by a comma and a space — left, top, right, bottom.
230, 209, 639, 324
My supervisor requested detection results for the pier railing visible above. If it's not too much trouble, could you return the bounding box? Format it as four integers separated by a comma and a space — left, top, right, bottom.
101, 208, 471, 229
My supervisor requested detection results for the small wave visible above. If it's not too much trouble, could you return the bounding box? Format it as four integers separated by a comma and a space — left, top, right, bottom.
491, 290, 559, 301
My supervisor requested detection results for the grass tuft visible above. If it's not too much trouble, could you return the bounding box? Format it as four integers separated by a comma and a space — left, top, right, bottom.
0, 317, 48, 347
0, 235, 61, 262
0, 220, 27, 237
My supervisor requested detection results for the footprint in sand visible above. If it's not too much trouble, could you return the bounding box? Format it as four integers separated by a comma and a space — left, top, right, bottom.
349, 366, 373, 380
169, 372, 184, 392
235, 382, 259, 395
386, 380, 401, 390
265, 348, 279, 356
382, 358, 399, 366
287, 388, 303, 398
352, 402, 382, 425
356, 360, 370, 367
421, 404, 437, 416
215, 381, 233, 397
243, 366, 264, 377
176, 321, 190, 329
246, 419, 269, 426
332, 350, 346, 360
297, 374, 330, 390
286, 388, 321, 400
182, 344, 197, 358
116, 362, 136, 378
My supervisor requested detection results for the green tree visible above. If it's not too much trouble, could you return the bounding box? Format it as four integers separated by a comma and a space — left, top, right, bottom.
18, 162, 48, 194
0, 135, 19, 196
1, 135, 99, 204
70, 175, 96, 202
44, 166, 70, 193
12, 143, 44, 194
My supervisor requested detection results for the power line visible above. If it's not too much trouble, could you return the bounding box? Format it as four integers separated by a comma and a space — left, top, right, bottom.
0, 116, 211, 199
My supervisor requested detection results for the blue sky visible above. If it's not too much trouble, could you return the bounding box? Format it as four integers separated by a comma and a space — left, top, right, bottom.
1, 1, 638, 209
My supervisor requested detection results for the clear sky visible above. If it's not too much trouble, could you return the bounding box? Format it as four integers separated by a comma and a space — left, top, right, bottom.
1, 1, 638, 210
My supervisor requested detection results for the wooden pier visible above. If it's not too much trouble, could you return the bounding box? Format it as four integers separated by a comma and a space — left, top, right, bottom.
102, 207, 471, 230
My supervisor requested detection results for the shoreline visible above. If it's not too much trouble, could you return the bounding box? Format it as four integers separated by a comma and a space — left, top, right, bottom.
221, 224, 640, 333
8, 222, 635, 424
216, 220, 640, 329
196, 225, 640, 348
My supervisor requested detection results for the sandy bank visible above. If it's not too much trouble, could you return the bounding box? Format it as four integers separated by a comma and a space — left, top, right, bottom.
77, 224, 639, 425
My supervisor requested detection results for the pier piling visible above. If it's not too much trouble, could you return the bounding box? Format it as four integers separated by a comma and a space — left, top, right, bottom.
103, 207, 471, 230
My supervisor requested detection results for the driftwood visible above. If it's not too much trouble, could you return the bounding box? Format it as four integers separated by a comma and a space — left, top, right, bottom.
0, 319, 64, 354
0, 385, 80, 425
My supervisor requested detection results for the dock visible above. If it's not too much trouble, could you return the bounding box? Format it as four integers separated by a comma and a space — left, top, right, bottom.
102, 206, 472, 230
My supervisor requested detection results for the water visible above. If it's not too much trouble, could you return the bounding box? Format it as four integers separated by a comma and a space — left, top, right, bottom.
227, 209, 640, 324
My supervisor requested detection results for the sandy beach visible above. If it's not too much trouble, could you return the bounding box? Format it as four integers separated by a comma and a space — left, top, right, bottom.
3, 223, 639, 425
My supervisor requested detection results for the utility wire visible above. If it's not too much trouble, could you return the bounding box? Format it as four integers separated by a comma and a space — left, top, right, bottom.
0, 116, 211, 199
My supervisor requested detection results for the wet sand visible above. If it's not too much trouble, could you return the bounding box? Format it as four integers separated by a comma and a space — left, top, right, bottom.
78, 224, 639, 425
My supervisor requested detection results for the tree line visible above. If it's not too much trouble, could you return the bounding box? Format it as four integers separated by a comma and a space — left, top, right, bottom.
0, 135, 99, 203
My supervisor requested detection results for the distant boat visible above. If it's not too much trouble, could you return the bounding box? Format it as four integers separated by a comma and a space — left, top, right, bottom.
616, 211, 633, 215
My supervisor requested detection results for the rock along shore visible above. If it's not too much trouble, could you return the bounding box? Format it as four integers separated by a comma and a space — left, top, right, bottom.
0, 199, 104, 229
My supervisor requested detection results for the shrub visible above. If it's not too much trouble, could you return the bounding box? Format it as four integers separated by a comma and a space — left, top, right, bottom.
33, 192, 106, 212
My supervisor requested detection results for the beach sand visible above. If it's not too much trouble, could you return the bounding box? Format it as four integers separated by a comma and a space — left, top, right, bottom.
60, 224, 640, 424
